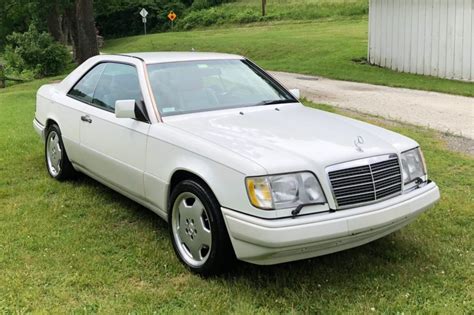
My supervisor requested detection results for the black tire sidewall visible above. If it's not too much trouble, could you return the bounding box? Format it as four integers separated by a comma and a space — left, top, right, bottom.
168, 179, 232, 276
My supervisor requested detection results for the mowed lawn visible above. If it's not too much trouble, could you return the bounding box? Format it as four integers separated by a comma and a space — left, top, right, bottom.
0, 76, 473, 313
105, 19, 474, 97
177, 0, 368, 29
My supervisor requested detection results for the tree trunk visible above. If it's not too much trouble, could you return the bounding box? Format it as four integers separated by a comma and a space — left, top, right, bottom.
47, 3, 65, 43
68, 0, 99, 64
64, 6, 78, 61
0, 64, 5, 89
262, 0, 267, 16
62, 14, 70, 46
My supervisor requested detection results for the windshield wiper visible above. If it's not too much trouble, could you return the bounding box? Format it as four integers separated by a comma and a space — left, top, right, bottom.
255, 99, 295, 106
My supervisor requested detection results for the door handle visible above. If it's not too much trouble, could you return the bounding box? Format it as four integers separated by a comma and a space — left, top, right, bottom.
81, 115, 92, 123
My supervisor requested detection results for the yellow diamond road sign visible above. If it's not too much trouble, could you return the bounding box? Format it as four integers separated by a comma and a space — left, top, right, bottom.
168, 11, 177, 22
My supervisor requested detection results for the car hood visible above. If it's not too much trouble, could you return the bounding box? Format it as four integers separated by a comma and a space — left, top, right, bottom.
163, 103, 418, 174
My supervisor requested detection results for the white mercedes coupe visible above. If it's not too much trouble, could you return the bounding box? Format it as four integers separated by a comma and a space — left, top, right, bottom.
34, 52, 440, 275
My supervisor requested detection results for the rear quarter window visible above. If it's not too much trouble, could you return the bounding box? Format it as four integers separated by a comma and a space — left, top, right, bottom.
68, 63, 106, 103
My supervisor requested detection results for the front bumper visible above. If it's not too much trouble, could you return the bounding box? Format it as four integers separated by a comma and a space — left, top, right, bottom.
222, 181, 440, 265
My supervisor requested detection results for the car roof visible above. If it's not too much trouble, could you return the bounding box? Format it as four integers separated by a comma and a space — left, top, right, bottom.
119, 52, 244, 64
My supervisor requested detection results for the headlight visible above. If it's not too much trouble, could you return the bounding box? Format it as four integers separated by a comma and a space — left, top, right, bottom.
246, 172, 326, 209
401, 147, 427, 185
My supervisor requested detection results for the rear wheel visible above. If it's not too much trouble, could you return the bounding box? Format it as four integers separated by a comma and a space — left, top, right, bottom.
169, 179, 234, 276
45, 124, 76, 180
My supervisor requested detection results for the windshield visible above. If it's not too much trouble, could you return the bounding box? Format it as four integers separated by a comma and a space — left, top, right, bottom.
147, 59, 295, 116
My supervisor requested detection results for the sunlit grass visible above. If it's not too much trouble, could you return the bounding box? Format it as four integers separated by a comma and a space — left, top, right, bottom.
178, 0, 368, 30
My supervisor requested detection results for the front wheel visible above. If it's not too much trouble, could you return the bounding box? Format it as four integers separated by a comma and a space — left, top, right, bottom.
45, 124, 76, 180
169, 179, 234, 276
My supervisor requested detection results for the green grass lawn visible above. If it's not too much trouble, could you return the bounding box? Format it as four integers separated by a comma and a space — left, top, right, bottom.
178, 0, 368, 30
1, 77, 473, 313
104, 19, 474, 97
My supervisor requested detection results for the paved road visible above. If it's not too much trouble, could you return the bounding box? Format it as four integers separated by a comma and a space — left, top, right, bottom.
271, 71, 474, 139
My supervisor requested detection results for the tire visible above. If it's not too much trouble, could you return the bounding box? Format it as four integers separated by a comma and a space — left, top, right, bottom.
168, 179, 234, 276
44, 123, 76, 180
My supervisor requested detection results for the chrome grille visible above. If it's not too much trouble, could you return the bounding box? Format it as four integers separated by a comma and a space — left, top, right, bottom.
328, 155, 402, 208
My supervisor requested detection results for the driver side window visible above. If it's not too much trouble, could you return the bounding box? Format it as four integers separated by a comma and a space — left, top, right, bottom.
92, 63, 143, 112
67, 62, 143, 113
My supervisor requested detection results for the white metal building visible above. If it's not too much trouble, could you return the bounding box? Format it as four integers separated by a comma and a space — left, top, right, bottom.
368, 0, 473, 81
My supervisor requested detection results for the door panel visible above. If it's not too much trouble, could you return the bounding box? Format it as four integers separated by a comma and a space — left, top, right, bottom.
78, 62, 150, 198
79, 106, 149, 197
63, 63, 106, 164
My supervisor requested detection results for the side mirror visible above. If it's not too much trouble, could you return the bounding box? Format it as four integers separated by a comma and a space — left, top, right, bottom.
115, 100, 136, 119
289, 88, 300, 100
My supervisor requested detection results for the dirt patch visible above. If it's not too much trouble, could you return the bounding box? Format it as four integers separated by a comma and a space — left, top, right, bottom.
341, 85, 378, 92
439, 134, 474, 156
296, 76, 320, 81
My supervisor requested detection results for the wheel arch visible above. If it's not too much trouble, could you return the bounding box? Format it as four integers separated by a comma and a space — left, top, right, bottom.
167, 169, 218, 210
45, 118, 59, 131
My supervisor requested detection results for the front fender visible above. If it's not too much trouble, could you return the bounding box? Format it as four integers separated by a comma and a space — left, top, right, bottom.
144, 124, 268, 220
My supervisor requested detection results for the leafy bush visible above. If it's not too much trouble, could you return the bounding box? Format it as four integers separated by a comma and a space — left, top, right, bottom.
191, 0, 229, 10
4, 25, 70, 78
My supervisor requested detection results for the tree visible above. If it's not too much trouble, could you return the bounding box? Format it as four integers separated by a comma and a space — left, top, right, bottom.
0, 0, 33, 48
46, 2, 67, 44
262, 0, 266, 16
67, 0, 99, 64
1, 0, 99, 64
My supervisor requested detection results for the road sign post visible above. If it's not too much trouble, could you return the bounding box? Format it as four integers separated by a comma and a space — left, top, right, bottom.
140, 8, 149, 35
142, 17, 147, 35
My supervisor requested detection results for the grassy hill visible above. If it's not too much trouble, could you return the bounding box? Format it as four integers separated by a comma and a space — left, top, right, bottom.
178, 0, 369, 30
105, 18, 474, 96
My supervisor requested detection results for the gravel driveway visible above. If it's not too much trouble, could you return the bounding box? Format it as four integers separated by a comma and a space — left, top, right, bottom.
271, 71, 474, 139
